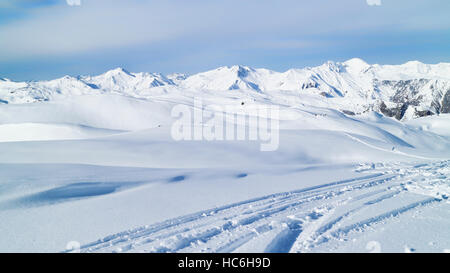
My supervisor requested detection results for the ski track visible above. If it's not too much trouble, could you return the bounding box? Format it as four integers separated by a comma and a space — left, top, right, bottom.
73, 160, 450, 253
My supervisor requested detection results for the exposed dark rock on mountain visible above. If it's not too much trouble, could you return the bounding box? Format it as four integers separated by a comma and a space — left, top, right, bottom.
442, 90, 450, 113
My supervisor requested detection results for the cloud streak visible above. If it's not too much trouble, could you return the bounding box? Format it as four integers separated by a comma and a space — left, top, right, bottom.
366, 0, 382, 6
0, 0, 449, 79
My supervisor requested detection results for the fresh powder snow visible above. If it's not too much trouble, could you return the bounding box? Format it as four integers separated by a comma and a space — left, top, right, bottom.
0, 59, 449, 253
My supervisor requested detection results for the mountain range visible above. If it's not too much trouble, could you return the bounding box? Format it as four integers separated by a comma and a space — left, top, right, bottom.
1, 58, 450, 121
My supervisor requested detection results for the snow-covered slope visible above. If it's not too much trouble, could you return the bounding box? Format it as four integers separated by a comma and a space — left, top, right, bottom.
1, 60, 450, 253
2, 59, 450, 120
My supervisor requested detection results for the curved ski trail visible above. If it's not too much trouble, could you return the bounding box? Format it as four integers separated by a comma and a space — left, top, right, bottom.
75, 160, 450, 253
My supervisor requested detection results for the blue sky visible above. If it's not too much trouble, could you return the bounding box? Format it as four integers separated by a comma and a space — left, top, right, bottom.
0, 0, 449, 81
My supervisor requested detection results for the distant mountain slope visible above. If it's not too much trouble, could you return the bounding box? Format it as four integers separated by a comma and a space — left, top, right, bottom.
1, 59, 450, 120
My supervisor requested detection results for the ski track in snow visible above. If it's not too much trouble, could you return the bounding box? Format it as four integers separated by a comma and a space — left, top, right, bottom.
72, 160, 450, 253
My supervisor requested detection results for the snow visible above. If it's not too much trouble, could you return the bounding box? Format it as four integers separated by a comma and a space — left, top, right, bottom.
367, 61, 450, 81
0, 59, 449, 253
406, 114, 450, 137
2, 58, 450, 120
0, 123, 122, 142
342, 58, 370, 75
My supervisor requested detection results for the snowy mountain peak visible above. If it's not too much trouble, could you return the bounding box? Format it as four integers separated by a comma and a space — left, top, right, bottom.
180, 65, 261, 91
344, 58, 369, 66
101, 67, 134, 78
322, 61, 341, 72
230, 65, 254, 77
399, 60, 428, 72
60, 75, 78, 81
2, 59, 450, 120
214, 65, 254, 77
167, 73, 188, 85
343, 58, 370, 73
404, 60, 424, 66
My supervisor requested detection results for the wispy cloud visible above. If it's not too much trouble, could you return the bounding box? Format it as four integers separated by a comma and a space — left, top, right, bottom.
0, 0, 57, 9
0, 0, 449, 79
366, 0, 382, 6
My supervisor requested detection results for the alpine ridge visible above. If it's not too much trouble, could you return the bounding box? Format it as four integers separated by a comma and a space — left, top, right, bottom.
1, 58, 450, 120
